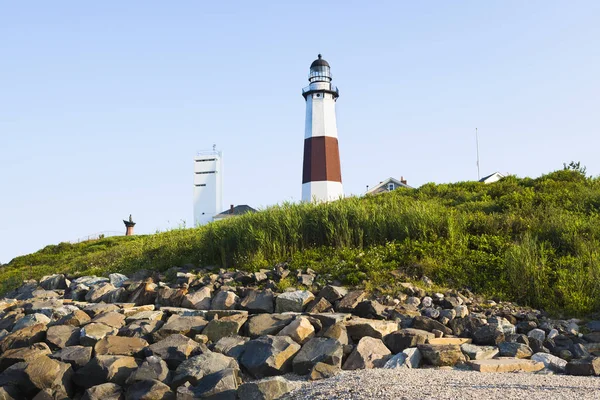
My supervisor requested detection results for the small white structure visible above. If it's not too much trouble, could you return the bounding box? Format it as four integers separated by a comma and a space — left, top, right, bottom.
193, 150, 222, 226
367, 177, 413, 195
301, 55, 343, 202
479, 172, 506, 184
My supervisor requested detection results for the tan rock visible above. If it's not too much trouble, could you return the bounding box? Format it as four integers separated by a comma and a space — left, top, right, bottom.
181, 287, 213, 310
94, 336, 149, 356
342, 337, 391, 370
277, 317, 315, 345
469, 358, 544, 373
92, 312, 126, 329
46, 325, 80, 349
79, 323, 118, 347
202, 314, 247, 343
344, 318, 398, 341
0, 323, 47, 352
428, 338, 472, 345
56, 310, 92, 327
121, 305, 155, 316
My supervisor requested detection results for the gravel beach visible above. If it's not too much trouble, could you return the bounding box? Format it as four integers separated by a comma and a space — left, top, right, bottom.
283, 368, 600, 400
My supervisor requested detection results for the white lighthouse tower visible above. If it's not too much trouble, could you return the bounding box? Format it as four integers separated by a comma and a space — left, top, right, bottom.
301, 54, 343, 202
193, 149, 222, 226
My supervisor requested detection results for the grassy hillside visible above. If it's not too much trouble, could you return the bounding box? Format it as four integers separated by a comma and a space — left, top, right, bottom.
3, 167, 600, 315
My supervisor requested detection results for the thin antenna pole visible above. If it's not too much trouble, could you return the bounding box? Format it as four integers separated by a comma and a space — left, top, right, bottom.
475, 128, 480, 180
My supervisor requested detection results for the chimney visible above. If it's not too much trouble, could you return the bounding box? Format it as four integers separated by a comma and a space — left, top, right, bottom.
400, 176, 407, 185
230, 204, 234, 214
123, 214, 136, 236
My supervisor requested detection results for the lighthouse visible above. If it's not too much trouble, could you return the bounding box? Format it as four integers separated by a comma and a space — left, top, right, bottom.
301, 54, 343, 202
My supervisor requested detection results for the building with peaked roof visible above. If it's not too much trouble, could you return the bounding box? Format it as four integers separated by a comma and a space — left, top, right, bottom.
213, 205, 257, 221
479, 172, 506, 184
366, 177, 413, 195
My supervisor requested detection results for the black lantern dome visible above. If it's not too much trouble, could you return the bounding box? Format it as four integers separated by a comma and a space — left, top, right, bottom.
309, 54, 332, 82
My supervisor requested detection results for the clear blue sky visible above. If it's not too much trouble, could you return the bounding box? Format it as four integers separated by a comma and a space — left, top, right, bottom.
2, 1, 599, 263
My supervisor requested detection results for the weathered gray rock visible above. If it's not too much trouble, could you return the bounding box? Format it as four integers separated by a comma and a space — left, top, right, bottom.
531, 352, 567, 373
383, 329, 434, 354
527, 328, 546, 342
240, 335, 301, 379
81, 382, 124, 400
172, 352, 239, 388
345, 318, 398, 341
292, 337, 343, 375
128, 280, 157, 306
343, 337, 391, 370
320, 322, 349, 345
309, 362, 341, 381
23, 355, 73, 398
46, 325, 79, 349
412, 316, 452, 336
179, 368, 239, 400
246, 314, 295, 338
40, 274, 69, 291
565, 358, 600, 376
152, 315, 207, 341
84, 303, 120, 318
240, 289, 275, 314
352, 300, 387, 320
108, 273, 128, 288
498, 342, 533, 358
213, 336, 249, 360
202, 314, 247, 343
277, 316, 315, 345
472, 324, 505, 346
79, 323, 119, 347
460, 343, 499, 360
318, 286, 348, 304
49, 346, 92, 370
275, 291, 314, 313
11, 313, 50, 332
92, 312, 126, 329
417, 344, 465, 367
120, 320, 163, 340
181, 287, 213, 310
384, 347, 422, 369
0, 323, 47, 352
126, 356, 170, 385
156, 286, 187, 308
0, 342, 51, 372
94, 336, 149, 357
336, 290, 366, 312
145, 334, 205, 368
125, 379, 175, 400
211, 291, 239, 310
237, 376, 296, 399
73, 355, 138, 388
86, 283, 117, 303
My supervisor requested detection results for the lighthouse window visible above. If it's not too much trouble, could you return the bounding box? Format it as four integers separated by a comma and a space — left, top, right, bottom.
195, 171, 216, 174
195, 184, 206, 187
316, 93, 321, 97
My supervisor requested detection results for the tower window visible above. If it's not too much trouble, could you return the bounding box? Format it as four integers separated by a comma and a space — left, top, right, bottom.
195, 184, 206, 187
316, 93, 321, 97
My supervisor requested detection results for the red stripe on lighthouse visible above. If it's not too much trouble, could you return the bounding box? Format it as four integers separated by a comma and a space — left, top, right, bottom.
302, 136, 342, 184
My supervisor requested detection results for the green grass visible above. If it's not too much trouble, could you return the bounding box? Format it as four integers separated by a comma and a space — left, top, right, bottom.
3, 166, 600, 315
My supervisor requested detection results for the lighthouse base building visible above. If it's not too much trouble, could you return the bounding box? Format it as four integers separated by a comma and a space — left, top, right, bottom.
301, 54, 343, 203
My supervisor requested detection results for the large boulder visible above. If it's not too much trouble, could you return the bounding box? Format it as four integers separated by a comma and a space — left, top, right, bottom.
39, 274, 69, 291
336, 290, 366, 313
85, 283, 117, 303
498, 342, 533, 359
342, 337, 391, 370
237, 376, 296, 400
417, 344, 465, 367
128, 280, 157, 306
94, 336, 149, 357
383, 347, 422, 369
318, 286, 348, 304
22, 355, 73, 398
472, 324, 505, 346
565, 358, 600, 376
46, 325, 80, 349
49, 346, 92, 370
55, 309, 92, 327
11, 313, 50, 332
213, 336, 249, 360
91, 312, 127, 329
172, 352, 239, 388
125, 379, 175, 400
277, 316, 315, 345
460, 343, 499, 360
309, 362, 341, 381
246, 314, 295, 338
81, 383, 124, 400
73, 355, 138, 388
202, 314, 247, 343
151, 315, 207, 341
275, 291, 314, 313
240, 290, 275, 314
145, 334, 205, 368
292, 337, 343, 375
181, 287, 213, 310
0, 323, 47, 352
0, 343, 51, 372
178, 368, 239, 400
320, 322, 349, 345
211, 291, 239, 310
531, 352, 567, 373
412, 316, 452, 336
126, 356, 170, 385
80, 323, 119, 347
383, 329, 434, 354
155, 287, 187, 308
352, 300, 386, 320
344, 318, 398, 341
240, 335, 301, 378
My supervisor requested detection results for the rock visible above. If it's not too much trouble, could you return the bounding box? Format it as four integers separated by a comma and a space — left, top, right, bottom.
472, 324, 505, 346
46, 325, 79, 349
92, 312, 126, 329
384, 347, 422, 369
412, 316, 452, 336
0, 343, 51, 372
531, 352, 567, 372
49, 346, 92, 370
240, 335, 301, 379
86, 283, 117, 303
345, 318, 398, 341
246, 314, 295, 338
353, 300, 386, 320
128, 280, 157, 306
125, 310, 164, 323
527, 328, 546, 342
80, 323, 118, 347
11, 313, 50, 332
469, 358, 543, 373
211, 291, 239, 310
152, 315, 207, 342
383, 329, 434, 354
275, 291, 314, 313
237, 376, 296, 399
81, 383, 124, 400
292, 337, 343, 375
454, 305, 469, 318
343, 337, 391, 370
277, 316, 315, 345
336, 290, 366, 313
417, 344, 465, 367
108, 273, 128, 288
0, 385, 21, 400
422, 308, 440, 319
74, 355, 138, 388
84, 304, 120, 318
450, 316, 486, 338
23, 355, 73, 398
125, 379, 174, 400
428, 338, 471, 345
309, 362, 341, 380
0, 323, 47, 352
172, 352, 239, 388
181, 287, 213, 310
56, 309, 91, 327
565, 358, 600, 376
320, 322, 349, 345
547, 328, 559, 340
213, 336, 249, 360
460, 343, 499, 360
156, 287, 187, 308
39, 274, 69, 291
202, 314, 247, 343
318, 286, 348, 304
498, 342, 533, 358
240, 290, 275, 314
94, 336, 148, 356
145, 334, 205, 368
126, 356, 170, 385
181, 368, 238, 400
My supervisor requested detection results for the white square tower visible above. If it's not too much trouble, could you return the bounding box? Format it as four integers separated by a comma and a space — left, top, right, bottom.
193, 150, 222, 226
